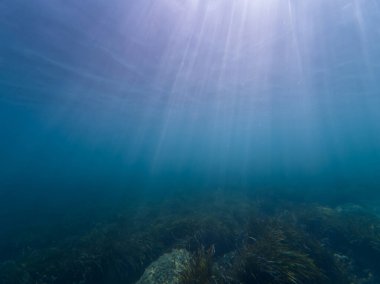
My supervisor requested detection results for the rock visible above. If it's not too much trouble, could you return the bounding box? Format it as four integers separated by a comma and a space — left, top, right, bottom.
136, 249, 191, 284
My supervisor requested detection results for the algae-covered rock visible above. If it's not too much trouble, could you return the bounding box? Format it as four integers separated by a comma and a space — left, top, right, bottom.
136, 249, 191, 284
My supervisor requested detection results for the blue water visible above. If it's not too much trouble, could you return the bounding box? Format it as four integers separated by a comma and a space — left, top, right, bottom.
1, 1, 380, 283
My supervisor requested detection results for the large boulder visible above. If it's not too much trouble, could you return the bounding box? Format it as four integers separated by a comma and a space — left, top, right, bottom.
136, 249, 191, 284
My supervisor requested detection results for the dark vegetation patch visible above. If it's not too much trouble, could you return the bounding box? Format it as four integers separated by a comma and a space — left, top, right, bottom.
0, 190, 379, 283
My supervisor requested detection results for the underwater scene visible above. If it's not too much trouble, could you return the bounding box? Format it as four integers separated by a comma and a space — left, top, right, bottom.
1, 0, 380, 283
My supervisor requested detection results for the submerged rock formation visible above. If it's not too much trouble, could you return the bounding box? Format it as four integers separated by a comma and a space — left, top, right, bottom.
136, 249, 191, 284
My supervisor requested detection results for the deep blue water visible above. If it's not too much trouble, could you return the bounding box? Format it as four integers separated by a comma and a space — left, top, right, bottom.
1, 1, 380, 283
1, 0, 380, 194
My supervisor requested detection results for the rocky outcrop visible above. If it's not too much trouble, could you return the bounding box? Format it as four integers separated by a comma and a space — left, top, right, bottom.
136, 249, 191, 284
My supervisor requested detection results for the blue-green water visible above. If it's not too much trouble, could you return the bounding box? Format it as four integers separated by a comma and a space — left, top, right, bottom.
1, 1, 380, 283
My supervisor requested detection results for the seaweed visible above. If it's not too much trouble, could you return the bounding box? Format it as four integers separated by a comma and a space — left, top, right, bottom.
230, 218, 326, 284
296, 204, 380, 283
180, 245, 215, 284
1, 191, 379, 284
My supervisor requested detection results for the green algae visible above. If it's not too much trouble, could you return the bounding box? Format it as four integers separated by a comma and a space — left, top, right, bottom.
1, 191, 379, 284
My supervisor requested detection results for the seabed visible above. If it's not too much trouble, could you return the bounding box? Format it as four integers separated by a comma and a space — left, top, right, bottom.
1, 189, 379, 284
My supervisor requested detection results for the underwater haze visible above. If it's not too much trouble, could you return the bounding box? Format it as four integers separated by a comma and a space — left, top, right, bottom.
1, 1, 380, 283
